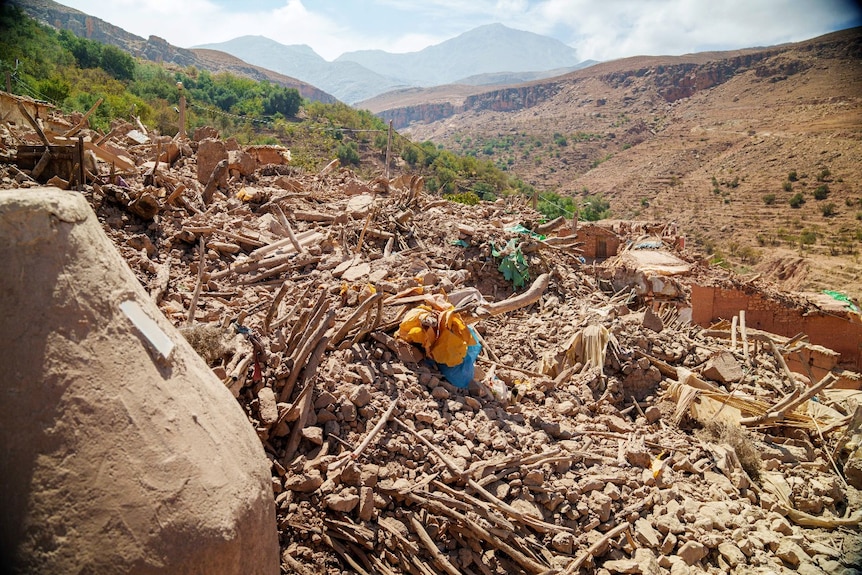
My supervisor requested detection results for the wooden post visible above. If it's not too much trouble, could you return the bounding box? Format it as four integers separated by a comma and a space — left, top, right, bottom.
177, 82, 186, 140
77, 135, 85, 191
740, 310, 750, 365
384, 119, 393, 179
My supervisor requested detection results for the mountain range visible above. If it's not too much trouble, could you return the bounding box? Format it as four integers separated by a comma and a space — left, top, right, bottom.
195, 24, 592, 104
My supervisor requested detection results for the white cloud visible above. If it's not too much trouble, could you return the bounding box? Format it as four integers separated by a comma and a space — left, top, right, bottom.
55, 0, 861, 62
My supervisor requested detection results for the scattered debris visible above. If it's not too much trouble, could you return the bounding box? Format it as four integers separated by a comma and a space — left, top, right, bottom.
2, 96, 861, 574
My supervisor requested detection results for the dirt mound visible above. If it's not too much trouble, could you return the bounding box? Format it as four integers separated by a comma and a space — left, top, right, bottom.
0, 189, 278, 574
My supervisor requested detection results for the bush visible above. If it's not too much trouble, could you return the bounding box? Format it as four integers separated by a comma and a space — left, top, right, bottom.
443, 191, 480, 205
580, 194, 611, 221
789, 192, 805, 208
800, 230, 817, 245
813, 184, 829, 200
782, 181, 792, 192
821, 203, 837, 217
763, 194, 776, 205
788, 170, 798, 182
336, 142, 359, 166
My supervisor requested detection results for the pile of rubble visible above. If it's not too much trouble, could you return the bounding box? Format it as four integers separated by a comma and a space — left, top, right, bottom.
2, 93, 861, 575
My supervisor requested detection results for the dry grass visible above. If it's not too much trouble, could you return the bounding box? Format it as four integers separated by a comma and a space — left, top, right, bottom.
179, 324, 230, 365
696, 420, 763, 481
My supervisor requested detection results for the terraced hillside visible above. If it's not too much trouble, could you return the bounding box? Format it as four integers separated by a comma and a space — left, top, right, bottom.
380, 28, 862, 296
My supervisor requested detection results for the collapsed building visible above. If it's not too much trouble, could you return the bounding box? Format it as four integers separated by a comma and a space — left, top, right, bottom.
1, 91, 861, 575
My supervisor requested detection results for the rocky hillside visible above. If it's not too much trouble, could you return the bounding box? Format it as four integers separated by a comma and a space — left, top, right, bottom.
388, 27, 862, 297
9, 0, 336, 103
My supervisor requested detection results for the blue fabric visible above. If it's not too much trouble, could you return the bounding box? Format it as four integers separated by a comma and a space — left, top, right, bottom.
436, 327, 482, 388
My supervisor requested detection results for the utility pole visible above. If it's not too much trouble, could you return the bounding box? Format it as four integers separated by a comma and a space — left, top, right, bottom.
5, 71, 11, 93
177, 82, 186, 140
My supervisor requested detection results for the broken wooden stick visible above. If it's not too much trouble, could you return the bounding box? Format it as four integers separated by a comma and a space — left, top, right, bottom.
739, 311, 750, 365
283, 335, 330, 460
466, 273, 550, 324
563, 520, 632, 573
202, 159, 227, 205
329, 396, 398, 472
740, 372, 838, 426
186, 236, 206, 326
63, 97, 103, 137
408, 513, 461, 575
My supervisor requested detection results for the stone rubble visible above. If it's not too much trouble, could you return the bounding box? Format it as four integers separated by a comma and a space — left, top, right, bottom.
1, 105, 861, 574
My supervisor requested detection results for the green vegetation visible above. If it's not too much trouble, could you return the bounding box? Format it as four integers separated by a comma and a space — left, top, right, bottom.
782, 181, 792, 192
789, 192, 806, 208
443, 191, 480, 206
1, 4, 543, 202
763, 193, 776, 205
820, 202, 837, 217
580, 194, 611, 221
537, 192, 576, 220
788, 170, 798, 182
813, 184, 830, 200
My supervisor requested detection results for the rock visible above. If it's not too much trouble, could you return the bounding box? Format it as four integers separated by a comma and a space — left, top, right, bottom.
301, 426, 324, 445
717, 541, 746, 567
523, 469, 544, 486
626, 447, 652, 468
644, 405, 661, 423
258, 387, 279, 425
285, 470, 324, 493
666, 556, 691, 575
701, 351, 743, 384
556, 400, 577, 415
677, 541, 708, 565
635, 517, 662, 548
325, 488, 360, 513
770, 516, 793, 535
642, 307, 664, 332
0, 189, 278, 575
655, 513, 686, 535
604, 548, 660, 575
197, 138, 228, 185
776, 540, 809, 567
589, 491, 613, 523
660, 533, 677, 555
551, 531, 574, 554
431, 386, 450, 400
228, 149, 256, 177
349, 384, 373, 407
603, 558, 642, 574
845, 457, 862, 488
358, 486, 375, 521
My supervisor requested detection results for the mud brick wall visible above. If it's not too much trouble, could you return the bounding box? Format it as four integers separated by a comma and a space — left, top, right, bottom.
692, 284, 862, 371
576, 226, 621, 259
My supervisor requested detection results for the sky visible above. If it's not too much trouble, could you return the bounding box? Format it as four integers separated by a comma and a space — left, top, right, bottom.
55, 0, 862, 63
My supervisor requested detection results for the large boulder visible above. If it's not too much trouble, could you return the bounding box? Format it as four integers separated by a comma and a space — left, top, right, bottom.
0, 188, 278, 574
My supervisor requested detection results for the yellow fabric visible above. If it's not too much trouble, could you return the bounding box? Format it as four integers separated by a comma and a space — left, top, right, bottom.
398, 304, 476, 367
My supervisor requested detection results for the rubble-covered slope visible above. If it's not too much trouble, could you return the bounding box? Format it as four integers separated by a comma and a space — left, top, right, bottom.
1, 110, 861, 575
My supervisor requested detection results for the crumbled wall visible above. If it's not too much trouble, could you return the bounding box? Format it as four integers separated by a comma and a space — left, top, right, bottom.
691, 284, 862, 371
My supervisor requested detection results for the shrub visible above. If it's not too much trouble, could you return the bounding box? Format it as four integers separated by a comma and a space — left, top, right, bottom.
788, 170, 798, 182
813, 184, 829, 200
821, 203, 836, 217
800, 230, 817, 245
817, 168, 831, 181
444, 191, 480, 206
789, 192, 805, 208
763, 193, 776, 205
336, 142, 359, 166
782, 181, 792, 192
